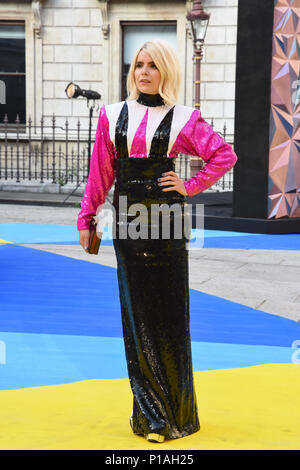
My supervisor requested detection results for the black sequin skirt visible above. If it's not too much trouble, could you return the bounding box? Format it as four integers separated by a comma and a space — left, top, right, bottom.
112, 157, 200, 440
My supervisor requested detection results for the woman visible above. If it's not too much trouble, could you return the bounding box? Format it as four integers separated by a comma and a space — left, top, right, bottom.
77, 39, 237, 443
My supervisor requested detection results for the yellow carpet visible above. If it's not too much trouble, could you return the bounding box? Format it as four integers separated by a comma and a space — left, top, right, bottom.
0, 364, 299, 450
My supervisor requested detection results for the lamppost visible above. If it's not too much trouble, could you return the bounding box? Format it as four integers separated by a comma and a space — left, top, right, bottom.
187, 0, 210, 177
187, 0, 210, 110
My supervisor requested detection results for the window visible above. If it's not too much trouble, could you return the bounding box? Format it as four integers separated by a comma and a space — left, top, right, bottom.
121, 22, 177, 100
0, 21, 26, 125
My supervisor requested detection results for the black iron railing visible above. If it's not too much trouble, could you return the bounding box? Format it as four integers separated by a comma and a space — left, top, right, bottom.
0, 113, 234, 191
0, 114, 90, 186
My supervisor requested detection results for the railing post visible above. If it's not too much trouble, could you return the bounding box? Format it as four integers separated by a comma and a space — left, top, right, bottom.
71, 148, 75, 182
28, 116, 32, 181
22, 144, 25, 181
4, 114, 8, 180
46, 145, 49, 180
39, 115, 44, 183
178, 154, 183, 181
59, 144, 62, 182
16, 114, 20, 182
52, 113, 56, 183
77, 118, 80, 185
39, 114, 43, 183
65, 117, 69, 185
223, 122, 227, 141
34, 146, 38, 180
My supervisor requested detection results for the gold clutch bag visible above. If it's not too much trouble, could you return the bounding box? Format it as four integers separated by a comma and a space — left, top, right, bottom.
87, 219, 102, 255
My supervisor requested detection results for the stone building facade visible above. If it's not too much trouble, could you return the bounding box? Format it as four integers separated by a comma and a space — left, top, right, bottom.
0, 0, 238, 140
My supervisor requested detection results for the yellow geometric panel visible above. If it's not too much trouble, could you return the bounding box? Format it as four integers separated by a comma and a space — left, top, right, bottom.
0, 364, 299, 450
0, 239, 13, 244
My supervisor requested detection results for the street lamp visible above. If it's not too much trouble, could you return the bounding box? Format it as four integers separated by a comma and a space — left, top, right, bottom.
187, 0, 210, 177
187, 0, 210, 109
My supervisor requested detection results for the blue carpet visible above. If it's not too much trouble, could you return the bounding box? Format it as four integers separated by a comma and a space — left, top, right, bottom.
0, 244, 299, 348
1, 224, 300, 249
0, 331, 297, 390
1, 241, 300, 391
202, 234, 300, 250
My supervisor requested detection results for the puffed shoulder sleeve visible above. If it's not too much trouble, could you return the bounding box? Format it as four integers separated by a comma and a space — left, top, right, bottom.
172, 109, 238, 197
77, 105, 116, 230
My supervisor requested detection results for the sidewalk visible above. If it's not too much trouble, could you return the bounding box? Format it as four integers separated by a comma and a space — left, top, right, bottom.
2, 188, 299, 234
0, 185, 232, 210
0, 188, 232, 226
0, 190, 83, 207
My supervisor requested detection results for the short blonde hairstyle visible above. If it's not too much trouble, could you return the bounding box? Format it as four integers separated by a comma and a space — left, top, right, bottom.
126, 39, 181, 106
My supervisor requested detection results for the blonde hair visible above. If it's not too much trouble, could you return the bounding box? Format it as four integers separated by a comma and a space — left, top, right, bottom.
126, 39, 181, 106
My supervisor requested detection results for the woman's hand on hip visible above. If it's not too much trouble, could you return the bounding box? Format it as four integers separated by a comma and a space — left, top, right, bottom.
158, 171, 188, 196
79, 229, 91, 252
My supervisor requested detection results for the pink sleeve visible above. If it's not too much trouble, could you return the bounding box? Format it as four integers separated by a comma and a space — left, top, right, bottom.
77, 105, 116, 231
171, 109, 238, 197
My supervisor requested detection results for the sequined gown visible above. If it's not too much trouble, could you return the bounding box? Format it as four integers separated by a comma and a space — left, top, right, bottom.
77, 92, 237, 440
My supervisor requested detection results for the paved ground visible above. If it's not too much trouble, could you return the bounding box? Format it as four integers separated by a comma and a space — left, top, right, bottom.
1, 203, 299, 323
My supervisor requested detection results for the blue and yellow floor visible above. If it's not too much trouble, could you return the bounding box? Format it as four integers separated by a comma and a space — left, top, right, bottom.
0, 224, 300, 449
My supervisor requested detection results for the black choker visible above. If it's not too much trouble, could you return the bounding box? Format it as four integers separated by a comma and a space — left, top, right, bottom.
137, 92, 165, 107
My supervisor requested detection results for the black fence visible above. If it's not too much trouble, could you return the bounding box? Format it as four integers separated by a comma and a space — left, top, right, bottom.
0, 113, 233, 191
0, 114, 90, 186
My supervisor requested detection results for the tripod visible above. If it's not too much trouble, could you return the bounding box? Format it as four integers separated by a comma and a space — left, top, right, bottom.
64, 99, 97, 203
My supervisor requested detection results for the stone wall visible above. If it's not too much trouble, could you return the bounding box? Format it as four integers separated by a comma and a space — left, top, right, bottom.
41, 0, 103, 132
200, 0, 237, 138
40, 0, 237, 139
0, 0, 237, 139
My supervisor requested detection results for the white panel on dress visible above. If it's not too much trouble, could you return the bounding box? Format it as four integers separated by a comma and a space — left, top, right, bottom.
104, 101, 125, 147
168, 105, 197, 155
104, 100, 197, 158
127, 100, 173, 157
145, 105, 173, 156
126, 100, 149, 156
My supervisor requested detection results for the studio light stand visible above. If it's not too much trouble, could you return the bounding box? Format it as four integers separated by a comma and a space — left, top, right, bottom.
63, 82, 101, 202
